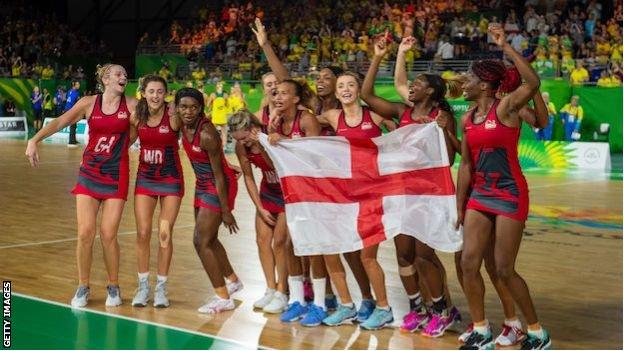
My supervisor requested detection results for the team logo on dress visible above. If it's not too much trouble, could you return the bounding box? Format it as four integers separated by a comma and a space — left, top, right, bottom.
117, 111, 128, 119
192, 145, 202, 153
159, 125, 170, 134
292, 132, 302, 138
362, 122, 373, 130
484, 120, 497, 130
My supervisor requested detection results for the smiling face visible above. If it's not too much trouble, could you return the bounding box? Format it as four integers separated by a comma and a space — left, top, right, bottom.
335, 74, 360, 105
273, 82, 299, 112
142, 80, 166, 111
316, 68, 337, 98
408, 75, 433, 102
177, 96, 202, 126
102, 65, 128, 95
461, 72, 484, 101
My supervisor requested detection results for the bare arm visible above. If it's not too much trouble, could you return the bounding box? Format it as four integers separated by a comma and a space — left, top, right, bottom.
361, 38, 405, 119
25, 96, 94, 167
129, 112, 139, 145
200, 124, 238, 233
318, 109, 340, 130
455, 116, 472, 229
300, 111, 321, 136
235, 142, 262, 210
252, 18, 289, 81
394, 36, 416, 106
436, 110, 460, 165
528, 91, 548, 128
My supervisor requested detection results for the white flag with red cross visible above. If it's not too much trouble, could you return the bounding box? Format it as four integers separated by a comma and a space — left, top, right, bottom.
258, 123, 463, 256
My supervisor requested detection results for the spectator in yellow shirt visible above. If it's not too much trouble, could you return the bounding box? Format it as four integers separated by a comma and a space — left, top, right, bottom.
535, 92, 557, 140
570, 61, 589, 85
597, 70, 622, 87
560, 96, 584, 141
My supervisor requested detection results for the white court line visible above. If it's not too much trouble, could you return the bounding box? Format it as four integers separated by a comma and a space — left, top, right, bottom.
12, 292, 270, 350
0, 224, 194, 250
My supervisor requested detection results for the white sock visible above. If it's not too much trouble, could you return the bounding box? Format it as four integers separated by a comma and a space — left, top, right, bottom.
157, 275, 167, 284
288, 275, 305, 305
504, 318, 522, 329
138, 272, 149, 281
474, 320, 490, 334
528, 327, 544, 338
312, 278, 326, 310
342, 302, 355, 308
378, 305, 391, 311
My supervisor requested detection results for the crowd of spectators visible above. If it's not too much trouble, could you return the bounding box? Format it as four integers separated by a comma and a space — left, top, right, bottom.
0, 4, 108, 79
141, 0, 622, 85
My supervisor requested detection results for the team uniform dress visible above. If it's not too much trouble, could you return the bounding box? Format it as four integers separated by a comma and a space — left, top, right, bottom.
334, 108, 382, 139
246, 149, 285, 214
398, 106, 440, 128
182, 119, 237, 212
464, 99, 529, 221
211, 92, 228, 125
71, 95, 130, 200
135, 110, 184, 197
278, 110, 306, 138
260, 105, 270, 133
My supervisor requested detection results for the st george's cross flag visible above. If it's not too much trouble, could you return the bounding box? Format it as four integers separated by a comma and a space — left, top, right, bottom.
258, 123, 463, 256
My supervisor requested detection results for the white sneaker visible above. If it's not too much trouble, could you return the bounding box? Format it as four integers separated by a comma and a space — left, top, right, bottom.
67, 143, 78, 148
132, 278, 150, 307
153, 281, 170, 308
70, 285, 90, 307
226, 279, 244, 296
197, 296, 235, 314
105, 285, 123, 307
495, 324, 527, 346
253, 289, 276, 309
262, 291, 288, 314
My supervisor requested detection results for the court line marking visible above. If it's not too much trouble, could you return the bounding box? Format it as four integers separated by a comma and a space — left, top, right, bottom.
0, 224, 195, 250
13, 292, 272, 350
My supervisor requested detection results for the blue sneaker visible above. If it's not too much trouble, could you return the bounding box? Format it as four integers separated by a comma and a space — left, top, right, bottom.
300, 304, 327, 327
325, 294, 338, 310
360, 307, 394, 330
356, 299, 376, 323
280, 302, 308, 322
323, 304, 357, 326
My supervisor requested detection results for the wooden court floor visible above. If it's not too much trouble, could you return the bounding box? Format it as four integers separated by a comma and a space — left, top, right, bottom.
0, 139, 622, 349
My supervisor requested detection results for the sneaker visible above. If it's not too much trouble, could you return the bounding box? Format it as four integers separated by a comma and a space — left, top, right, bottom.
303, 280, 314, 302
67, 143, 78, 148
300, 304, 327, 327
105, 285, 122, 307
356, 299, 376, 323
451, 306, 462, 323
197, 296, 235, 313
280, 301, 308, 322
263, 291, 288, 314
400, 308, 431, 333
70, 285, 90, 307
132, 278, 150, 307
422, 307, 459, 337
459, 327, 494, 350
325, 294, 338, 310
323, 304, 357, 326
496, 324, 527, 346
153, 281, 170, 308
253, 289, 276, 309
226, 279, 244, 296
360, 307, 394, 330
458, 323, 474, 344
521, 329, 552, 350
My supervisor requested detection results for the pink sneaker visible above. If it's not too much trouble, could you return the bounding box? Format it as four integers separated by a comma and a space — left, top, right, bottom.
303, 279, 314, 302
400, 309, 431, 333
421, 307, 459, 338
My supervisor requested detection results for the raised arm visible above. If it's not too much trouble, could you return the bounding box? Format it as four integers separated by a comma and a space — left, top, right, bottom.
25, 95, 94, 167
361, 37, 405, 119
252, 18, 289, 82
395, 36, 416, 106
490, 25, 540, 114
200, 124, 238, 234
522, 91, 548, 128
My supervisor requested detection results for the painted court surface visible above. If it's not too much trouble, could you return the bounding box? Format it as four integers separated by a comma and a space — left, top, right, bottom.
1, 140, 621, 349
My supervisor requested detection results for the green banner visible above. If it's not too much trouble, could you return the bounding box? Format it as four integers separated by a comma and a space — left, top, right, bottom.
135, 54, 190, 78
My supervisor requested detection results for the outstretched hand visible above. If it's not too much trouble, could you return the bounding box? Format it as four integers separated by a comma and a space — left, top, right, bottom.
251, 17, 268, 47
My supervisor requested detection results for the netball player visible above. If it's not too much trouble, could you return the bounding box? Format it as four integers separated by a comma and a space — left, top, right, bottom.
456, 25, 551, 349
26, 64, 137, 307
129, 75, 183, 308
177, 88, 243, 313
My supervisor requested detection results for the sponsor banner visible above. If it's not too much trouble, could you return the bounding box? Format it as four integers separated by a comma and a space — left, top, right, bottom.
0, 117, 28, 138
517, 140, 611, 171
42, 118, 89, 144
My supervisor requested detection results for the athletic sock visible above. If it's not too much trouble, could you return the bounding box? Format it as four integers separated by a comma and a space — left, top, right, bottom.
504, 318, 522, 330
312, 278, 327, 310
432, 295, 447, 314
408, 292, 423, 311
157, 275, 168, 284
138, 272, 149, 281
474, 320, 490, 334
288, 275, 305, 305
